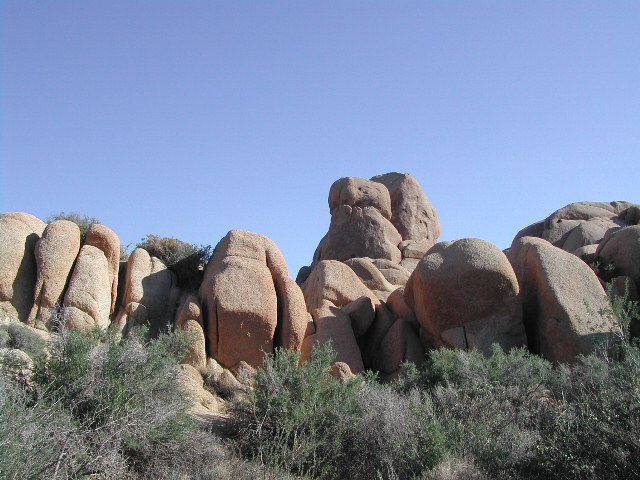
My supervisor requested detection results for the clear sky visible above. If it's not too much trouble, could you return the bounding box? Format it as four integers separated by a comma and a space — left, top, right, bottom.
2, 1, 639, 275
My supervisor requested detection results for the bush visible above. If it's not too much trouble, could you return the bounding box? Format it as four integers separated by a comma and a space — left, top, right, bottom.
232, 343, 444, 479
136, 234, 212, 290
46, 211, 101, 242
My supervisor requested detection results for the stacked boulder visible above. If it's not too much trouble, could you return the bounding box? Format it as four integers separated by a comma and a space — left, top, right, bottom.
298, 173, 442, 377
198, 230, 311, 369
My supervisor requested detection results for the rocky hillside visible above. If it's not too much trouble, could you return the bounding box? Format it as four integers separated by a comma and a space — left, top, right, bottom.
1, 173, 639, 403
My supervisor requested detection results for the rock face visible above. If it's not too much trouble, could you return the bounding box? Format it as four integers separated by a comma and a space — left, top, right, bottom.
84, 224, 121, 314
115, 248, 178, 335
175, 293, 206, 369
62, 225, 120, 331
199, 230, 310, 369
405, 238, 527, 355
509, 237, 615, 363
371, 172, 441, 242
62, 245, 112, 330
28, 220, 81, 327
514, 201, 639, 254
596, 225, 640, 287
0, 213, 46, 323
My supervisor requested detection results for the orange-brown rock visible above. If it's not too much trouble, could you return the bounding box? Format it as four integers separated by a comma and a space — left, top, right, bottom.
514, 201, 639, 253
329, 177, 392, 219
62, 245, 112, 330
344, 257, 396, 293
199, 230, 309, 369
596, 225, 640, 286
301, 304, 364, 373
371, 259, 412, 286
0, 213, 46, 323
28, 220, 81, 328
301, 260, 379, 312
175, 293, 206, 369
341, 296, 376, 337
330, 361, 356, 382
405, 238, 527, 355
377, 317, 424, 374
84, 224, 120, 314
509, 237, 615, 363
371, 172, 441, 242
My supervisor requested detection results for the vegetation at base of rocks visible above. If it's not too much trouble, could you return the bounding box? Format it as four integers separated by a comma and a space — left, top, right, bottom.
231, 343, 446, 480
136, 233, 213, 290
46, 211, 101, 242
3, 292, 639, 479
0, 326, 258, 480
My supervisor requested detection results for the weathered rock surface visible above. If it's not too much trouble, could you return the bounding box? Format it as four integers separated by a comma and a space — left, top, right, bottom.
28, 220, 81, 327
199, 230, 309, 369
115, 248, 178, 335
313, 205, 403, 264
84, 224, 121, 314
371, 259, 412, 286
405, 238, 527, 355
63, 245, 112, 330
377, 317, 424, 374
596, 225, 640, 287
175, 293, 206, 369
344, 257, 396, 294
514, 201, 639, 253
301, 304, 364, 373
301, 260, 379, 312
176, 363, 224, 415
0, 213, 46, 323
509, 236, 615, 363
371, 172, 441, 242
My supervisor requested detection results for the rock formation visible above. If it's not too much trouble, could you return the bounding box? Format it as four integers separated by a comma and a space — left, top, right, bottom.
28, 220, 81, 328
405, 238, 527, 355
509, 237, 615, 363
0, 213, 46, 323
115, 247, 178, 335
198, 230, 310, 369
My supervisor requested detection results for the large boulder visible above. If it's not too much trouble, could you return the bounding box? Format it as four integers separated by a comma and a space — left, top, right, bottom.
596, 225, 640, 287
371, 172, 441, 242
509, 237, 615, 363
301, 260, 379, 312
312, 205, 402, 264
514, 201, 639, 253
62, 245, 112, 330
199, 230, 310, 369
84, 224, 120, 314
114, 248, 178, 335
310, 177, 403, 266
175, 293, 206, 369
28, 220, 81, 328
301, 304, 364, 374
0, 213, 46, 323
405, 238, 527, 355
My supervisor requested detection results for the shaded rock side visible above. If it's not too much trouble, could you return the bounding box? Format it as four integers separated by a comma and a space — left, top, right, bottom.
509, 236, 615, 363
371, 172, 441, 242
115, 248, 178, 335
62, 245, 112, 330
84, 224, 121, 314
28, 220, 81, 328
0, 213, 46, 323
596, 225, 640, 287
405, 238, 527, 355
199, 230, 309, 369
175, 293, 206, 369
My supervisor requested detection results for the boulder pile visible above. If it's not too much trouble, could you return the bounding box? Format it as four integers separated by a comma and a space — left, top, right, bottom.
1, 174, 638, 396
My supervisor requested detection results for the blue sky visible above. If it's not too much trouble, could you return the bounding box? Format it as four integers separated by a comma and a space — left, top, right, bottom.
2, 1, 639, 275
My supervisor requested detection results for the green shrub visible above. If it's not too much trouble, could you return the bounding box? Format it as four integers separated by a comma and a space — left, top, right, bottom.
232, 343, 444, 479
136, 234, 212, 290
46, 211, 101, 242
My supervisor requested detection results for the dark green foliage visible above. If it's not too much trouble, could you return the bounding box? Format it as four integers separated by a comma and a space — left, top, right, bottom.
46, 211, 101, 242
232, 343, 445, 479
136, 234, 212, 290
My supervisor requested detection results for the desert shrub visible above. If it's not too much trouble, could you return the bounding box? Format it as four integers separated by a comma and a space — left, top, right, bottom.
232, 343, 444, 479
46, 211, 101, 242
136, 234, 212, 290
522, 345, 640, 480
